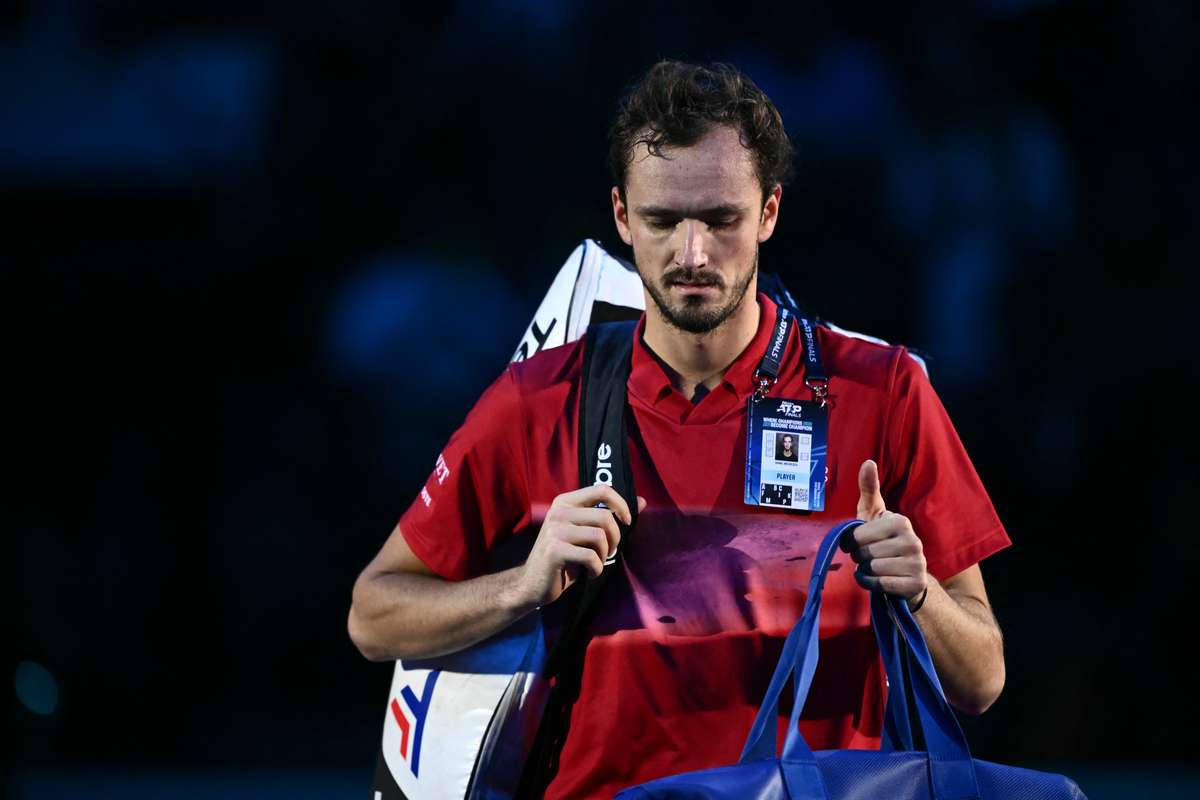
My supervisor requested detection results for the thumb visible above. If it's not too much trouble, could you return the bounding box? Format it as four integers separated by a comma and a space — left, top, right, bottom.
857, 459, 886, 521
636, 496, 648, 514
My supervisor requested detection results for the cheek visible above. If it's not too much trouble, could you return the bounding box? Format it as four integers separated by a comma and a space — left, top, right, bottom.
719, 228, 759, 257
631, 230, 672, 258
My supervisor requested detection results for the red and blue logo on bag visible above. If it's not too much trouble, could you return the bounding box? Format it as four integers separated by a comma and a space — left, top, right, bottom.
388, 670, 440, 777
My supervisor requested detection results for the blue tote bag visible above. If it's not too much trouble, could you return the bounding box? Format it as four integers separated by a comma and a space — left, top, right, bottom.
617, 519, 1087, 799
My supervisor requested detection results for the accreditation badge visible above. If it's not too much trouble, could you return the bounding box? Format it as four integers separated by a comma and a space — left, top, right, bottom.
744, 397, 828, 511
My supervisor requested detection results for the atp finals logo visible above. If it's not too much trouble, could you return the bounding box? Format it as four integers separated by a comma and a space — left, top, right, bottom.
389, 671, 440, 777
777, 401, 804, 418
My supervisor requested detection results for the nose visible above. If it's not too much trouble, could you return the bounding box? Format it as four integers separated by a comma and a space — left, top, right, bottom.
673, 220, 708, 268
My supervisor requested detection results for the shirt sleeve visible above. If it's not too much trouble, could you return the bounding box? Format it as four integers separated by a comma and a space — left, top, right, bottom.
398, 367, 532, 581
881, 351, 1012, 581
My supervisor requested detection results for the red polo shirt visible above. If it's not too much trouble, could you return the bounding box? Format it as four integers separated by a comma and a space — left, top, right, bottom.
400, 294, 1010, 798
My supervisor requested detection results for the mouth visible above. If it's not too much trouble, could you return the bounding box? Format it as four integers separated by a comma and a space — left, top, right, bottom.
666, 273, 722, 289
668, 281, 720, 297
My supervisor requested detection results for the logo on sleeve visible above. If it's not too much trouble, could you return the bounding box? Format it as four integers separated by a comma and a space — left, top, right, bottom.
433, 454, 450, 484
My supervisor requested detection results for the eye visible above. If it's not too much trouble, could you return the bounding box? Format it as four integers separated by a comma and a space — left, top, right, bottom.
648, 218, 678, 231
700, 215, 739, 231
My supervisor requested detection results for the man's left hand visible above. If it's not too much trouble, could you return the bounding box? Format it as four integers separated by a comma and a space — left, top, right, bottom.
841, 459, 929, 605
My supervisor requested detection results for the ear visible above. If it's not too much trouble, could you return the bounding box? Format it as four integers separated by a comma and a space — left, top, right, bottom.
757, 184, 782, 243
612, 186, 633, 246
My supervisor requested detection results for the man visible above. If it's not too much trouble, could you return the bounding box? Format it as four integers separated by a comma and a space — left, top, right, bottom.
349, 61, 1008, 798
776, 433, 798, 462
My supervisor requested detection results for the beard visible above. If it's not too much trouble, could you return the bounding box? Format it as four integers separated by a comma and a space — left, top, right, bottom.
636, 248, 759, 335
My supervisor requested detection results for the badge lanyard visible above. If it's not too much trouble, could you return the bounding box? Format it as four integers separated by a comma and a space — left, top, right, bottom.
752, 308, 828, 407
745, 308, 830, 511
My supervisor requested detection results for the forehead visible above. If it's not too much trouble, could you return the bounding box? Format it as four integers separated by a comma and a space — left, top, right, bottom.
624, 124, 760, 210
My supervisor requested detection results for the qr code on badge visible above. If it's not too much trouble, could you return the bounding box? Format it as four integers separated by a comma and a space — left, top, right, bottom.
793, 485, 809, 507
760, 483, 793, 507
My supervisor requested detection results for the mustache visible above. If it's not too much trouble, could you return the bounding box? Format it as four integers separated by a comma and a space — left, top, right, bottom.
663, 267, 725, 288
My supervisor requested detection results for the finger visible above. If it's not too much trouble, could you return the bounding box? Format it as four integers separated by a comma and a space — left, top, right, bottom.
556, 542, 606, 579
558, 484, 633, 525
843, 517, 887, 552
857, 459, 887, 521
858, 555, 924, 578
557, 523, 613, 562
875, 575, 925, 598
846, 512, 911, 549
857, 459, 881, 504
848, 536, 918, 564
853, 571, 882, 593
853, 571, 923, 599
637, 496, 647, 514
560, 507, 621, 557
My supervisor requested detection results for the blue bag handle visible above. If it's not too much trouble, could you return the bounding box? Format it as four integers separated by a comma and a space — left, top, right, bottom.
737, 520, 982, 800
874, 589, 917, 752
870, 590, 983, 799
738, 520, 853, 765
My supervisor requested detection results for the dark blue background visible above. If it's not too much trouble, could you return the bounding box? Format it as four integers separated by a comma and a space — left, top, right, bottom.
9, 1, 1197, 796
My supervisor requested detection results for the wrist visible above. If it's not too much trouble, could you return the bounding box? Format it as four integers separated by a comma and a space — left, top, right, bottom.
500, 565, 540, 616
906, 585, 930, 613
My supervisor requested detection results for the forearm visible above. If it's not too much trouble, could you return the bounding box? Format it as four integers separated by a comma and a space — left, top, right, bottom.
912, 581, 1005, 715
348, 566, 537, 662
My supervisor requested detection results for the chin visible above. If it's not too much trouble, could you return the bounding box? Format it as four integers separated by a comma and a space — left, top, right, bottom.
665, 299, 738, 334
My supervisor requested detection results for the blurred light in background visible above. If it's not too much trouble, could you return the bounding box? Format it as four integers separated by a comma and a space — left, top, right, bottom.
1007, 114, 1074, 247
15, 660, 59, 716
921, 228, 1003, 384
730, 41, 901, 155
0, 4, 274, 185
323, 255, 525, 391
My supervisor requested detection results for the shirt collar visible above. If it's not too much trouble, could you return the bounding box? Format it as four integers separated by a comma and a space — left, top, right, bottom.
628, 293, 785, 419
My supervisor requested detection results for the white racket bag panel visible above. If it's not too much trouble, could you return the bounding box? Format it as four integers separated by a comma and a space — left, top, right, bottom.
512, 239, 645, 363
373, 612, 548, 800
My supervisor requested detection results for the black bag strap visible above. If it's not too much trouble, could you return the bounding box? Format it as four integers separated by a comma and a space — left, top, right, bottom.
517, 320, 639, 798
550, 319, 640, 672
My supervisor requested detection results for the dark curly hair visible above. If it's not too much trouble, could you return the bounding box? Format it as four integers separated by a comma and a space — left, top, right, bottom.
608, 60, 794, 204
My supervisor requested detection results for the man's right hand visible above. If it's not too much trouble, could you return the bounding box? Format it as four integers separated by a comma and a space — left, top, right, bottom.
349, 486, 645, 661
513, 485, 646, 609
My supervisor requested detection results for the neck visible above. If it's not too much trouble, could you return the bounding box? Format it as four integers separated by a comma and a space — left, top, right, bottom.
642, 293, 762, 399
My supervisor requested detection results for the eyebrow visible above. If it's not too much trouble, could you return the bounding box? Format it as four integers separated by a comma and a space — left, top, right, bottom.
633, 204, 747, 219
